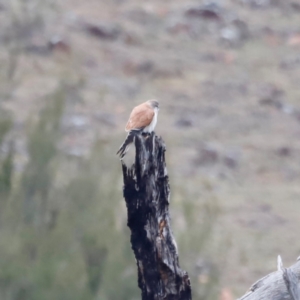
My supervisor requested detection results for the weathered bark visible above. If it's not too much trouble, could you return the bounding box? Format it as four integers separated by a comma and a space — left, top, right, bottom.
238, 256, 300, 300
121, 132, 192, 300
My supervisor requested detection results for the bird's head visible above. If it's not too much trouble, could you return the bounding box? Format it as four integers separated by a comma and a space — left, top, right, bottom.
147, 100, 159, 109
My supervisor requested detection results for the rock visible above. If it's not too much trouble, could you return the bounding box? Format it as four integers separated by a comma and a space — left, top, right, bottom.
231, 19, 249, 39
84, 22, 121, 40
26, 35, 71, 56
281, 104, 294, 115
175, 118, 193, 128
239, 0, 274, 8
259, 98, 282, 109
48, 35, 71, 53
223, 150, 240, 169
136, 60, 155, 74
220, 19, 249, 45
291, 2, 300, 11
277, 147, 292, 157
70, 115, 88, 128
185, 2, 223, 21
221, 26, 240, 42
196, 144, 219, 165
258, 85, 297, 116
259, 98, 295, 115
259, 85, 285, 109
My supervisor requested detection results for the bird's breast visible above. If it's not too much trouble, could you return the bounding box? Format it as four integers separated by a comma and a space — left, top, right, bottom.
143, 108, 158, 133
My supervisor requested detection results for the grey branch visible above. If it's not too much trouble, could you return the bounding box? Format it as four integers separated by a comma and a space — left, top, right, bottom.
120, 132, 192, 300
238, 256, 300, 300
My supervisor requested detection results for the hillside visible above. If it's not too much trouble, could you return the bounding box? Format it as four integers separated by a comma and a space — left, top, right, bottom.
1, 0, 300, 299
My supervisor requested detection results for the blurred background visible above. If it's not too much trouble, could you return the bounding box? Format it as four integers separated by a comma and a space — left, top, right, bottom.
0, 0, 300, 299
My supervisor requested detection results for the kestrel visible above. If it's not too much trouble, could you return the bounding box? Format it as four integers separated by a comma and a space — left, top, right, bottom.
117, 100, 159, 159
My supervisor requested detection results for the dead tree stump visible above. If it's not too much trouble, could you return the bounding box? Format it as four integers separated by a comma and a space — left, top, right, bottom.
238, 256, 300, 300
120, 132, 192, 300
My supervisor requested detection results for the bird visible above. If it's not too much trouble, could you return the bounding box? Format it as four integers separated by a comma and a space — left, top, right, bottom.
117, 100, 159, 159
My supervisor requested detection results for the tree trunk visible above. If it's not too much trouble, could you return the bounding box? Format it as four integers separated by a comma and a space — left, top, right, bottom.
238, 256, 300, 300
120, 132, 192, 300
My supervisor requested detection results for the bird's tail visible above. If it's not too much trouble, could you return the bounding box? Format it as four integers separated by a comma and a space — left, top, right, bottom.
116, 130, 138, 159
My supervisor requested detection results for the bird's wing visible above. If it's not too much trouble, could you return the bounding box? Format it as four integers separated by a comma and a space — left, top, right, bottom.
125, 103, 154, 131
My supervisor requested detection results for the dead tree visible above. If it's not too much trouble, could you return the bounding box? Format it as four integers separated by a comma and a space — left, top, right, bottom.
238, 256, 300, 300
120, 132, 192, 300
